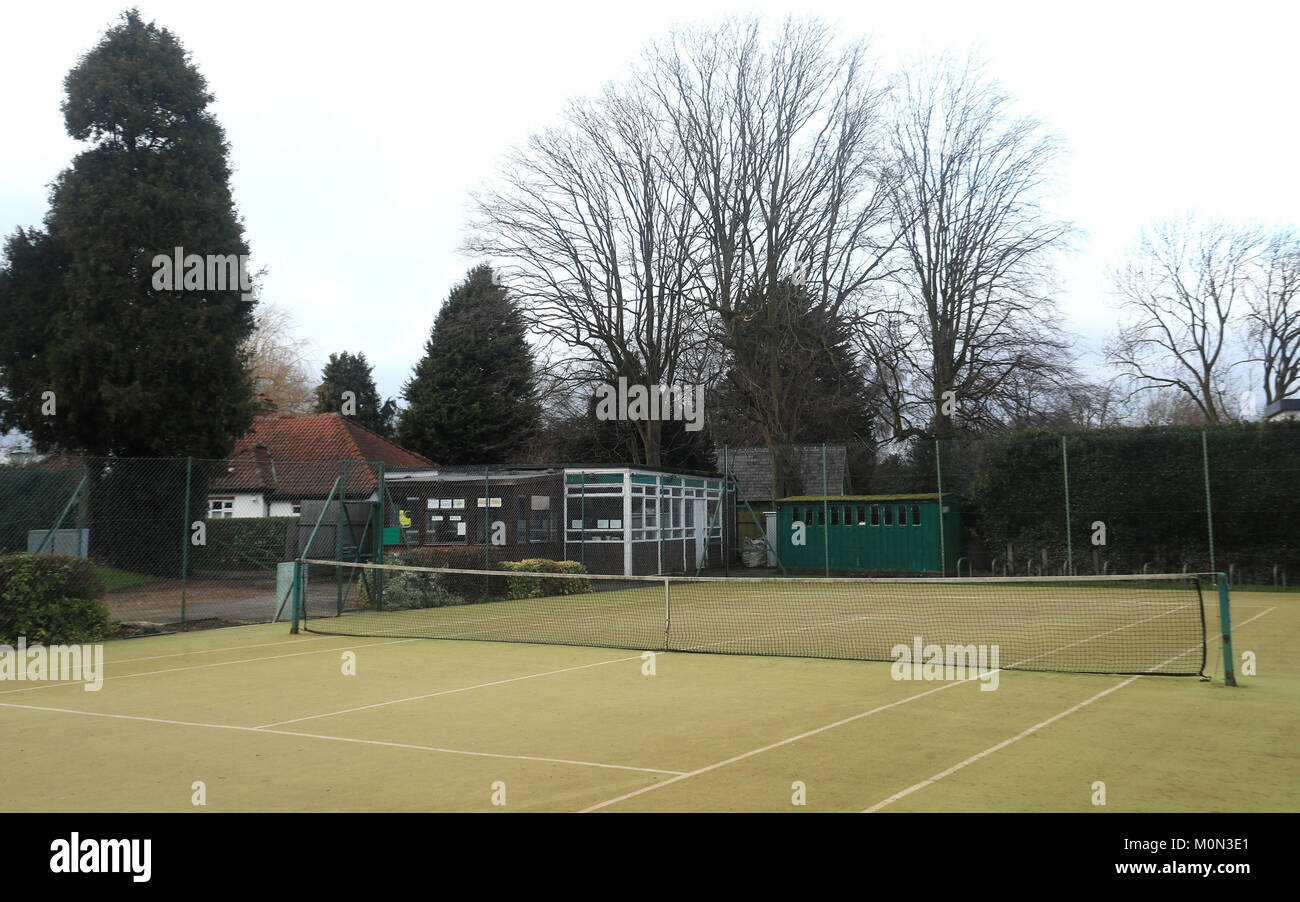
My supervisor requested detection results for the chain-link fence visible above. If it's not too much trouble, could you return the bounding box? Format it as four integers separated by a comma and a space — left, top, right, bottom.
718, 422, 1300, 587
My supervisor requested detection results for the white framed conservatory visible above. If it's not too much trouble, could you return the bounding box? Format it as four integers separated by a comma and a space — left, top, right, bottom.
562, 468, 726, 575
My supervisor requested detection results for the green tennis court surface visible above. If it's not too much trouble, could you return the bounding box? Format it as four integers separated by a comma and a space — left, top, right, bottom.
1, 589, 1294, 812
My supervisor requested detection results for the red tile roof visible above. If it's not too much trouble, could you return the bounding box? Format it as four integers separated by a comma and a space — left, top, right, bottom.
209, 414, 433, 498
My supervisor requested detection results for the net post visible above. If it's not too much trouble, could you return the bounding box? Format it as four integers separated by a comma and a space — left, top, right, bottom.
1061, 435, 1073, 575
1217, 572, 1236, 686
484, 467, 491, 597
1202, 431, 1216, 573
290, 558, 302, 634
664, 577, 671, 652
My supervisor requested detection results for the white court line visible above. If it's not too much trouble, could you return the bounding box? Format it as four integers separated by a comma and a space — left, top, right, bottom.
0, 701, 683, 776
0, 637, 420, 694
256, 653, 648, 728
578, 600, 1229, 812
111, 634, 335, 664
861, 606, 1278, 812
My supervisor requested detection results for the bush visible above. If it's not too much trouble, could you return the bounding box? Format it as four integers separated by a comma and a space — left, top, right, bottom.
377, 569, 462, 610
497, 559, 593, 599
190, 517, 294, 572
0, 553, 112, 645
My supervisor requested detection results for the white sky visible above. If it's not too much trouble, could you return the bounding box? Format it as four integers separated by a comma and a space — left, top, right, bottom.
3, 0, 1298, 407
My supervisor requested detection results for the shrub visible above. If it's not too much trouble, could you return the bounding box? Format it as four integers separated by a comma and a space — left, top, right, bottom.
0, 553, 112, 645
497, 559, 593, 599
377, 569, 462, 610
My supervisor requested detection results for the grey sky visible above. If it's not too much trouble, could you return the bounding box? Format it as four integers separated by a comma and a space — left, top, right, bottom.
4, 0, 1298, 407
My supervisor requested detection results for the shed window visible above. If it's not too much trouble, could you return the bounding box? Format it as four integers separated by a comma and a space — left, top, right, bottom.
898, 506, 907, 526
870, 505, 879, 526
816, 507, 824, 526
911, 505, 921, 525
830, 507, 839, 526
857, 505, 866, 525
883, 506, 893, 526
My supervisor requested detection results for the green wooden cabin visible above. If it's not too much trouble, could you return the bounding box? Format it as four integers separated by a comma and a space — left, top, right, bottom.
774, 493, 963, 573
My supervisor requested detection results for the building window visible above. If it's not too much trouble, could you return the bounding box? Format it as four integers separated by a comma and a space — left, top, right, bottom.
857, 506, 866, 525
830, 506, 839, 526
911, 505, 921, 525
870, 505, 879, 526
898, 505, 907, 526
883, 505, 893, 526
208, 498, 234, 519
291, 502, 301, 516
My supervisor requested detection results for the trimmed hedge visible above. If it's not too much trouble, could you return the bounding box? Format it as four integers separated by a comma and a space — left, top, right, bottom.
497, 559, 593, 599
0, 553, 112, 645
190, 517, 294, 572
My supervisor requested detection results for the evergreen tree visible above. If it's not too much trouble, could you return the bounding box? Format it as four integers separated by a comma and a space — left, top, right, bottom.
398, 265, 540, 464
0, 8, 257, 458
313, 351, 396, 437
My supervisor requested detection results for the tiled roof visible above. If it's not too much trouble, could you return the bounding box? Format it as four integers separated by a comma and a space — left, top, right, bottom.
718, 445, 848, 503
209, 414, 433, 498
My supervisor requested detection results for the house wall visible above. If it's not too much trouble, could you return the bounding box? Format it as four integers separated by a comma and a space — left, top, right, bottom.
206, 493, 266, 518
268, 500, 298, 517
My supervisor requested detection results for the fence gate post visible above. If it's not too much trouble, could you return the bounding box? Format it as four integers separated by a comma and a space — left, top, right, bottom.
181, 456, 192, 631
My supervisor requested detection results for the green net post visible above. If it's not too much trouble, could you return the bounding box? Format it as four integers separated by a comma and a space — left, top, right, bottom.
484, 467, 491, 597
1216, 572, 1237, 686
337, 461, 347, 615
290, 559, 302, 634
1062, 436, 1073, 575
180, 456, 192, 631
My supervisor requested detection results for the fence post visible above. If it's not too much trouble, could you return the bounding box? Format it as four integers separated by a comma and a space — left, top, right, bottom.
1061, 435, 1073, 575
580, 472, 586, 568
180, 456, 192, 631
723, 445, 729, 578
822, 443, 830, 577
935, 439, 946, 577
1202, 431, 1216, 574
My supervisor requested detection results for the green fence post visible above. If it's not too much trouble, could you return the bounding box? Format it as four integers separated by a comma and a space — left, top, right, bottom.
1202, 431, 1216, 573
580, 472, 586, 568
1217, 572, 1236, 686
935, 439, 946, 577
722, 445, 729, 578
337, 461, 346, 615
1062, 435, 1073, 575
376, 462, 385, 611
822, 443, 830, 577
180, 456, 192, 631
290, 558, 301, 634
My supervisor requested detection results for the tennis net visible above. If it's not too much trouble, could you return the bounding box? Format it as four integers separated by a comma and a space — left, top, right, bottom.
294, 560, 1210, 677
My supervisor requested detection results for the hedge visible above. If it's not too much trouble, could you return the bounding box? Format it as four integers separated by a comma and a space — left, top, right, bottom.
0, 553, 112, 645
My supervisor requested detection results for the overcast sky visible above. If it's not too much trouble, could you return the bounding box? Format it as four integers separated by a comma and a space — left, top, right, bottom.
3, 0, 1298, 409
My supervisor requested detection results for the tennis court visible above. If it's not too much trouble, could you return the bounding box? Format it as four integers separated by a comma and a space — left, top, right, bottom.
1, 577, 1294, 812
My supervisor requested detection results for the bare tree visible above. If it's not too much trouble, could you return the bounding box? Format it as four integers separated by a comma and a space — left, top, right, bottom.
1108, 217, 1260, 423
467, 82, 704, 466
869, 55, 1075, 440
1244, 227, 1300, 407
243, 302, 315, 414
644, 17, 897, 494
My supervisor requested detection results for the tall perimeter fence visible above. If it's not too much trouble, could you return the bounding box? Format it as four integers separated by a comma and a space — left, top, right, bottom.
1, 423, 1295, 632
735, 422, 1299, 586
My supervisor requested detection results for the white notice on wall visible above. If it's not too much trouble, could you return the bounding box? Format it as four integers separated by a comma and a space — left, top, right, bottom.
597, 520, 610, 529
610, 520, 622, 529
457, 522, 467, 535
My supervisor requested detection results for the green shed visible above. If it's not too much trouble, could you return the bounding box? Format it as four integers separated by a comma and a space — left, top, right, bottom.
773, 493, 963, 574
